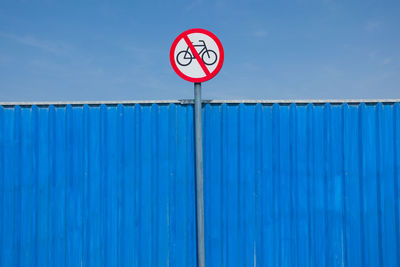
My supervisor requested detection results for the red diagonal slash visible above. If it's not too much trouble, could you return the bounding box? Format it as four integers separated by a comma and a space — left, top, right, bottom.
183, 35, 211, 76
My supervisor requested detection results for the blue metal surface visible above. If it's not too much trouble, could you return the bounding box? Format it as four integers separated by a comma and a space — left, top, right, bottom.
0, 102, 399, 266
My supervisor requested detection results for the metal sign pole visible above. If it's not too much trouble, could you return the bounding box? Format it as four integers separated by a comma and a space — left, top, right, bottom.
194, 82, 205, 267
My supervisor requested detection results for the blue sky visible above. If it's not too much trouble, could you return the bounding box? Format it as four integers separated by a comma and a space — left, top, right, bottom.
0, 0, 399, 101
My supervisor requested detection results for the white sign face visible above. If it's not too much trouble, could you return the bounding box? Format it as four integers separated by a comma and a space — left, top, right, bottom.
170, 29, 224, 83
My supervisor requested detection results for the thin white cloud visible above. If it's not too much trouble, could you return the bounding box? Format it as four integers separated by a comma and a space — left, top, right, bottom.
368, 51, 393, 65
0, 32, 71, 54
120, 44, 163, 68
184, 0, 204, 11
252, 29, 268, 38
368, 51, 377, 60
383, 57, 392, 65
365, 20, 383, 32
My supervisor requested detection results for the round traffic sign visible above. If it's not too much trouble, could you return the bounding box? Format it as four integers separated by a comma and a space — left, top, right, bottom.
170, 28, 224, 83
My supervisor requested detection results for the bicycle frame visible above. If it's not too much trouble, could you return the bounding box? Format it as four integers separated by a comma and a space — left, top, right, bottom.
183, 40, 210, 59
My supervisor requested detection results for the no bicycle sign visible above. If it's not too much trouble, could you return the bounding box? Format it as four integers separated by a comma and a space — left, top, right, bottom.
170, 28, 223, 267
170, 28, 224, 83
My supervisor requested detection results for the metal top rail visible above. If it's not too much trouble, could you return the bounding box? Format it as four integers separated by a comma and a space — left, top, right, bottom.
0, 99, 399, 107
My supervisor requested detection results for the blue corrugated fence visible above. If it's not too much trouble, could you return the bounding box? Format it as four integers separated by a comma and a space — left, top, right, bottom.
0, 102, 399, 266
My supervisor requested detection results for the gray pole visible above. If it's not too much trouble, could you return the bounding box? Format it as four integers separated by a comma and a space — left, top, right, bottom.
194, 82, 205, 267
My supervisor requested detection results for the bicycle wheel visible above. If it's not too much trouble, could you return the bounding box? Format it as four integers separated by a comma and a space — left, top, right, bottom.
202, 50, 218, 65
176, 51, 192, 66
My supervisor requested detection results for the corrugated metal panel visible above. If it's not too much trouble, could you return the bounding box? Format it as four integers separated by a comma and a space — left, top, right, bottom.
0, 102, 399, 267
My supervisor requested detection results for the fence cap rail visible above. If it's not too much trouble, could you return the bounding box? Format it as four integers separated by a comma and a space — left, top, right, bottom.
0, 99, 399, 107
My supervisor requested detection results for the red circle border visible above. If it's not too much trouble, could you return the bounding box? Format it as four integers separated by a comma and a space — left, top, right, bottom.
170, 28, 224, 83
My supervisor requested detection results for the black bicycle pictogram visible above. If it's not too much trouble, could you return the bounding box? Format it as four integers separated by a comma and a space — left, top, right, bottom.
176, 40, 218, 66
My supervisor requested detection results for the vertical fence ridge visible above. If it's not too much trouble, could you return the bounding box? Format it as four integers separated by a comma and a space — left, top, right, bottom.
394, 103, 400, 266
0, 105, 3, 266
341, 103, 348, 267
376, 103, 384, 267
